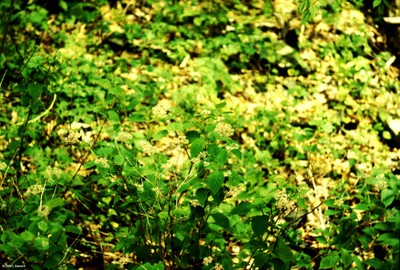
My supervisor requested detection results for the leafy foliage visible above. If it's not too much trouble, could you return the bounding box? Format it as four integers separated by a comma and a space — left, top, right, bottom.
1, 0, 400, 269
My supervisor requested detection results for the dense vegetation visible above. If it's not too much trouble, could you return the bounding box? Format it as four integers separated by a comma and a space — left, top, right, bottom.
0, 0, 399, 269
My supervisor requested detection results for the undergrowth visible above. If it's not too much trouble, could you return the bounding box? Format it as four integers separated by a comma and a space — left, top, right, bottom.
0, 0, 399, 269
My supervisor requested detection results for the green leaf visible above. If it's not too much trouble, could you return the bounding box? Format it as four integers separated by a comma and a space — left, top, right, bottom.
206, 171, 224, 195
38, 221, 48, 232
207, 143, 221, 158
44, 252, 64, 268
320, 252, 339, 269
365, 258, 382, 268
102, 197, 112, 204
31, 100, 43, 114
107, 110, 120, 122
272, 258, 286, 270
373, 0, 382, 8
190, 137, 206, 157
153, 130, 168, 141
195, 188, 209, 205
377, 233, 399, 246
185, 130, 200, 142
352, 255, 365, 270
354, 203, 370, 211
324, 199, 336, 207
363, 227, 378, 237
112, 154, 123, 166
97, 147, 114, 156
381, 189, 396, 207
254, 253, 269, 267
211, 212, 230, 230
231, 202, 253, 215
64, 225, 82, 235
137, 262, 164, 270
84, 160, 96, 169
251, 215, 269, 237
341, 249, 353, 267
325, 209, 340, 216
46, 198, 64, 209
34, 236, 49, 252
215, 101, 226, 109
0, 243, 15, 257
274, 238, 294, 264
49, 222, 63, 234
28, 83, 43, 100
214, 147, 228, 164
158, 211, 169, 219
10, 233, 24, 249
21, 230, 35, 242
129, 113, 145, 122
317, 236, 327, 244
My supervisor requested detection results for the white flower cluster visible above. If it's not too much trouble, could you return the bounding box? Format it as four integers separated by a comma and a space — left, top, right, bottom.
136, 140, 157, 155
95, 157, 110, 169
226, 143, 240, 151
115, 131, 133, 142
161, 160, 173, 171
152, 187, 162, 197
223, 170, 232, 177
203, 256, 213, 266
214, 122, 234, 137
46, 166, 63, 179
200, 110, 211, 117
64, 131, 80, 145
26, 184, 45, 196
177, 135, 188, 145
134, 183, 144, 193
191, 151, 207, 165
152, 101, 171, 119
0, 162, 7, 170
38, 205, 51, 217
376, 180, 388, 191
118, 255, 132, 265
274, 189, 295, 212
213, 263, 224, 270
190, 199, 201, 207
226, 185, 246, 198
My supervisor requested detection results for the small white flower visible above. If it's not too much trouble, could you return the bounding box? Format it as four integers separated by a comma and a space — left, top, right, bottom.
134, 183, 144, 192
226, 185, 246, 197
191, 157, 201, 164
152, 101, 171, 119
226, 143, 239, 151
46, 166, 63, 178
376, 180, 388, 191
203, 256, 213, 266
95, 157, 110, 169
119, 255, 132, 264
223, 171, 231, 177
38, 205, 51, 217
199, 151, 208, 159
153, 187, 162, 196
136, 140, 157, 155
177, 135, 188, 145
64, 132, 80, 145
115, 132, 133, 142
274, 189, 294, 211
200, 110, 211, 117
213, 263, 224, 270
214, 122, 234, 137
26, 184, 45, 197
190, 199, 201, 207
0, 162, 7, 170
